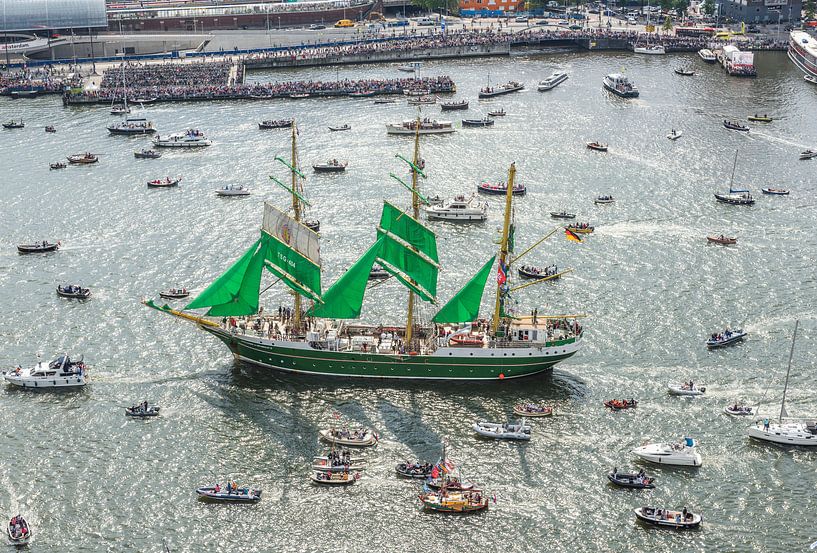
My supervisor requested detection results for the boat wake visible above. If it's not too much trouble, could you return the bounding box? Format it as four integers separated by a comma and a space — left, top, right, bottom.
599, 221, 695, 240
748, 131, 809, 149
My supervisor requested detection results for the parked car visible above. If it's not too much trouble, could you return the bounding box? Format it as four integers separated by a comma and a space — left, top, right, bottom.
569, 23, 582, 29
516, 15, 529, 22
309, 24, 326, 30
334, 19, 354, 27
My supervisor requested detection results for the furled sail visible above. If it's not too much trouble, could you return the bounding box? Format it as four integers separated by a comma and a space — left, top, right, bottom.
261, 203, 322, 302
308, 239, 381, 319
432, 256, 496, 323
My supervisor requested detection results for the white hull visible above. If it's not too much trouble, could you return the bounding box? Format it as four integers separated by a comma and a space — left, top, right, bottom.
216, 189, 251, 196
473, 421, 531, 440
632, 443, 702, 467
153, 140, 211, 148
425, 211, 487, 222
318, 429, 377, 447
667, 131, 683, 140
386, 125, 455, 135
4, 363, 86, 389
668, 383, 705, 396
537, 73, 568, 91
747, 422, 817, 446
634, 46, 666, 55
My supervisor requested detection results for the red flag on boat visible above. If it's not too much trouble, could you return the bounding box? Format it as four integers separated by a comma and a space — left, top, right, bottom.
497, 260, 507, 285
431, 466, 439, 479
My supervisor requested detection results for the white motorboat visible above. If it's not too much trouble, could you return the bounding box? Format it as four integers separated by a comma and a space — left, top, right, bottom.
215, 185, 251, 197
424, 195, 487, 222
603, 73, 639, 98
386, 119, 455, 135
746, 320, 817, 447
668, 382, 706, 396
667, 129, 683, 140
152, 129, 211, 148
634, 507, 702, 529
3, 354, 87, 389
634, 44, 666, 55
632, 437, 702, 467
698, 48, 716, 62
537, 72, 568, 91
473, 420, 531, 441
319, 427, 378, 447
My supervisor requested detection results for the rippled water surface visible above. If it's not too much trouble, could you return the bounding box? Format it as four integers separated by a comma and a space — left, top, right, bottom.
2, 51, 817, 552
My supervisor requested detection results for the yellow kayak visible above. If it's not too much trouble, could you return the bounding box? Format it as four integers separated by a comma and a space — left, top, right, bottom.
748, 114, 772, 122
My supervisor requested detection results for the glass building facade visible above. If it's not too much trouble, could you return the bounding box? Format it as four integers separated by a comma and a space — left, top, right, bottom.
0, 0, 107, 32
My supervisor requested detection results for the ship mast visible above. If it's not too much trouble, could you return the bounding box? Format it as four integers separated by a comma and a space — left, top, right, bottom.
291, 121, 302, 329
492, 162, 516, 336
404, 119, 422, 347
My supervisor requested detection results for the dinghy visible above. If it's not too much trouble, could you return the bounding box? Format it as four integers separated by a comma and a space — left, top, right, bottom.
473, 421, 531, 441
604, 399, 637, 410
607, 468, 655, 489
7, 515, 31, 545
328, 124, 351, 132
667, 129, 683, 140
706, 328, 746, 348
147, 177, 181, 188
707, 235, 736, 245
667, 382, 705, 396
311, 471, 360, 485
513, 403, 553, 417
196, 484, 262, 502
723, 120, 749, 132
17, 241, 59, 254
634, 506, 702, 529
395, 462, 433, 478
125, 403, 161, 417
57, 284, 91, 299
800, 149, 817, 160
550, 211, 576, 219
723, 403, 753, 416
586, 141, 608, 152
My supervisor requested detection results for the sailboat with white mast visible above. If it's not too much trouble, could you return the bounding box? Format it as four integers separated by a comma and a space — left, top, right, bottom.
144, 118, 583, 381
111, 63, 131, 115
747, 320, 817, 446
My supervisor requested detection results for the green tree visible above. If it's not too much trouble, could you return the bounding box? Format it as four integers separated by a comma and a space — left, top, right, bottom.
662, 14, 673, 31
673, 0, 689, 17
660, 0, 673, 11
701, 0, 715, 15
805, 0, 816, 20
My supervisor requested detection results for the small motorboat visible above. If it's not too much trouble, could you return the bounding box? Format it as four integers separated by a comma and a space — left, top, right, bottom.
17, 241, 59, 254
761, 188, 789, 195
723, 403, 754, 416
512, 403, 553, 417
565, 223, 594, 234
159, 288, 189, 300
634, 506, 702, 529
147, 177, 182, 188
313, 160, 347, 173
706, 328, 747, 348
311, 471, 360, 485
674, 68, 695, 76
594, 195, 615, 204
473, 420, 531, 441
319, 427, 378, 447
424, 195, 488, 222
667, 129, 683, 140
550, 211, 576, 219
289, 93, 310, 99
404, 88, 431, 97
800, 149, 817, 160
373, 99, 397, 105
2, 119, 24, 129
196, 484, 262, 502
313, 455, 366, 472
668, 381, 706, 396
477, 181, 525, 196
440, 100, 469, 111
462, 118, 495, 127
607, 469, 655, 489
3, 354, 87, 389
395, 462, 433, 478
134, 149, 162, 159
714, 192, 754, 205
604, 399, 637, 410
632, 437, 702, 467
67, 153, 98, 164
348, 90, 375, 98
258, 119, 293, 129
397, 62, 422, 73
50, 162, 67, 170
45, 125, 56, 133
134, 97, 158, 104
425, 476, 474, 491
707, 235, 737, 245
215, 185, 251, 197
110, 103, 130, 115
748, 114, 772, 122
328, 124, 351, 132
488, 108, 506, 117
368, 265, 389, 280
517, 265, 558, 281
57, 284, 91, 299
586, 141, 608, 152
723, 120, 749, 132
7, 515, 31, 545
419, 488, 489, 513
125, 402, 161, 418
478, 81, 524, 98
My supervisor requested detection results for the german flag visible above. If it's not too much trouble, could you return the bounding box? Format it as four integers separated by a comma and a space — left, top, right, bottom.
565, 228, 582, 243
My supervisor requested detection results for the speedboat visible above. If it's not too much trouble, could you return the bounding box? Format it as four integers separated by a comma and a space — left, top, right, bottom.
159, 288, 189, 299
761, 188, 789, 195
215, 185, 251, 196
723, 120, 749, 132
607, 469, 655, 489
632, 437, 702, 467
3, 354, 87, 389
537, 72, 568, 91
462, 118, 494, 127
800, 149, 817, 160
152, 130, 211, 148
395, 462, 433, 478
714, 192, 754, 205
550, 211, 576, 219
319, 427, 378, 447
419, 488, 489, 513
196, 484, 262, 502
634, 507, 702, 529
312, 160, 348, 172
723, 404, 753, 416
45, 125, 57, 133
586, 141, 608, 152
125, 403, 161, 417
477, 181, 525, 195
67, 153, 98, 164
667, 129, 683, 140
440, 100, 469, 111
107, 117, 156, 135
2, 119, 24, 129
328, 124, 351, 132
674, 68, 695, 76
134, 149, 161, 159
473, 420, 531, 441
707, 235, 737, 245
311, 471, 360, 485
603, 73, 639, 98
50, 162, 66, 170
258, 119, 293, 129
17, 241, 59, 254
57, 284, 91, 299
7, 515, 31, 545
698, 48, 716, 62
424, 195, 488, 222
478, 81, 524, 98
517, 265, 558, 280
147, 177, 181, 188
748, 114, 773, 122
594, 195, 615, 204
487, 108, 506, 117
668, 382, 706, 396
512, 403, 553, 417
386, 119, 455, 135
706, 328, 746, 348
604, 399, 638, 410
565, 223, 594, 234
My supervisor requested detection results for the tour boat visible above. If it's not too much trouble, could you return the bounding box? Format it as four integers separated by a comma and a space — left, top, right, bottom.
550, 211, 576, 219
608, 469, 655, 489
488, 108, 506, 117
790, 31, 817, 80
699, 48, 716, 62
2, 119, 24, 129
517, 265, 558, 280
674, 68, 694, 76
586, 141, 608, 152
125, 403, 161, 417
45, 125, 56, 133
328, 124, 351, 132
594, 196, 614, 204
50, 162, 66, 170
3, 354, 87, 389
312, 160, 348, 172
152, 130, 211, 148
147, 177, 182, 188
462, 118, 494, 127
632, 437, 702, 467
311, 471, 360, 485
395, 462, 433, 478
761, 188, 789, 195
604, 399, 637, 410
748, 114, 773, 122
707, 235, 736, 245
419, 488, 489, 513
440, 100, 469, 111
603, 74, 639, 98
196, 485, 262, 502
478, 81, 524, 98
7, 515, 31, 545
473, 420, 531, 441
667, 129, 683, 140
800, 149, 817, 160
215, 185, 251, 197
386, 119, 455, 135
634, 507, 702, 529
56, 284, 91, 299
565, 224, 593, 234
258, 119, 293, 129
706, 328, 746, 348
537, 72, 568, 91
17, 241, 59, 254
723, 120, 749, 132
477, 181, 525, 195
67, 153, 98, 164
668, 382, 706, 396
159, 288, 189, 300
313, 457, 366, 472
512, 404, 553, 417
319, 428, 378, 447
403, 88, 430, 97
634, 43, 666, 55
107, 117, 156, 135
723, 404, 753, 416
424, 195, 488, 222
134, 149, 162, 159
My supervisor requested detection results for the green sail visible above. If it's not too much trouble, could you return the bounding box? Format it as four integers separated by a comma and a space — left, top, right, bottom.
308, 239, 382, 319
432, 255, 496, 323
376, 234, 438, 302
377, 201, 438, 263
186, 238, 265, 316
262, 231, 322, 303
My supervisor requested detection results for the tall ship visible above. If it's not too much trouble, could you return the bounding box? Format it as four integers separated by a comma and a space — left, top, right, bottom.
145, 119, 583, 380
788, 30, 817, 78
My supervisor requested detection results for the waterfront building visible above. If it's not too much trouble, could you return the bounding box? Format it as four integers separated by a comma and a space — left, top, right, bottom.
715, 0, 800, 23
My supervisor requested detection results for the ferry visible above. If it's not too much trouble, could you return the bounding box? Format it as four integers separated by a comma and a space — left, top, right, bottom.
698, 49, 716, 63
107, 117, 156, 135
537, 72, 568, 91
386, 119, 455, 136
152, 129, 211, 148
603, 74, 639, 98
478, 81, 524, 99
788, 30, 817, 78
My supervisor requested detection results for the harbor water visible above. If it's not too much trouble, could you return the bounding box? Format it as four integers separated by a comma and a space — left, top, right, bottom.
1, 50, 816, 552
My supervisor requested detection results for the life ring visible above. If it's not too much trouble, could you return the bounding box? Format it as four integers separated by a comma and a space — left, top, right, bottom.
409, 351, 418, 356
